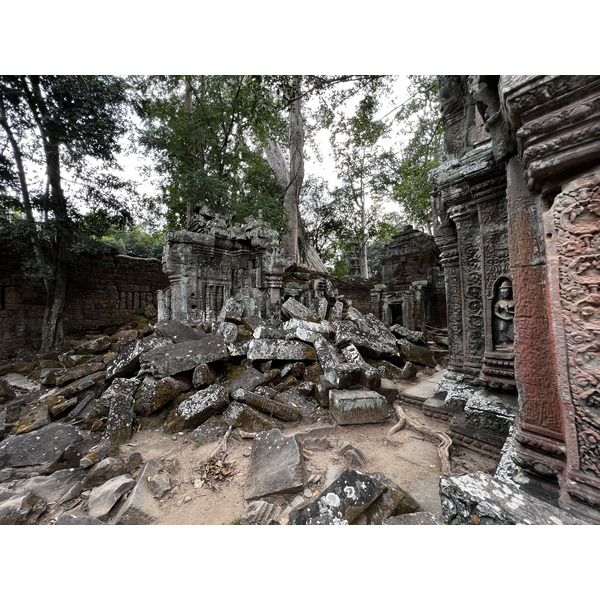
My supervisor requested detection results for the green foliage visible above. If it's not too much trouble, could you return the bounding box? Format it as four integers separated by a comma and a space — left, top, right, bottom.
99, 225, 165, 258
132, 76, 287, 232
389, 76, 443, 228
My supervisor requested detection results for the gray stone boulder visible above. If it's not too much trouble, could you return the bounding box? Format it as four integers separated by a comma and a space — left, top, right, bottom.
313, 335, 341, 371
175, 384, 229, 429
334, 320, 399, 360
223, 401, 276, 432
283, 319, 333, 343
0, 423, 82, 470
134, 375, 191, 416
341, 344, 381, 389
215, 321, 238, 344
54, 514, 107, 525
140, 336, 229, 378
114, 459, 162, 524
101, 378, 139, 451
192, 364, 217, 388
329, 390, 389, 425
281, 297, 319, 322
6, 468, 86, 506
252, 325, 286, 340
148, 472, 172, 499
231, 388, 300, 422
389, 324, 427, 346
83, 456, 129, 490
324, 363, 362, 390
0, 492, 47, 525
244, 428, 304, 501
247, 339, 316, 362
439, 471, 586, 525
88, 474, 136, 520
107, 336, 171, 381
290, 468, 385, 525
226, 367, 266, 395
396, 338, 437, 368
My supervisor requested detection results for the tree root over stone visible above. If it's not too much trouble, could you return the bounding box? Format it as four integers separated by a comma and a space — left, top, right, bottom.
387, 402, 453, 476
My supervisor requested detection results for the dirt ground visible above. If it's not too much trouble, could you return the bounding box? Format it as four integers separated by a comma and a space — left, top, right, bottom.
98, 375, 497, 526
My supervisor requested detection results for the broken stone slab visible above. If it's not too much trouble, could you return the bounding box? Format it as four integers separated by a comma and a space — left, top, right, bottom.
281, 297, 319, 322
83, 456, 129, 490
247, 339, 316, 362
244, 428, 304, 501
7, 468, 86, 506
114, 459, 162, 525
241, 500, 283, 525
153, 319, 207, 342
275, 391, 319, 422
329, 390, 389, 425
341, 343, 381, 389
314, 376, 334, 408
389, 324, 427, 346
223, 401, 276, 432
88, 474, 136, 521
356, 313, 399, 346
107, 336, 172, 381
101, 378, 139, 451
334, 320, 399, 360
56, 372, 107, 400
54, 513, 107, 525
217, 297, 245, 321
134, 375, 191, 416
226, 367, 266, 395
324, 363, 362, 390
439, 471, 586, 525
383, 512, 441, 525
359, 472, 420, 525
0, 492, 47, 525
190, 417, 230, 445
227, 341, 250, 357
328, 300, 343, 321
313, 335, 342, 372
192, 364, 217, 389
215, 321, 238, 344
175, 384, 229, 429
283, 318, 333, 343
0, 423, 82, 470
378, 378, 398, 404
289, 468, 385, 525
0, 373, 41, 397
76, 335, 113, 355
231, 388, 300, 421
51, 362, 106, 388
148, 472, 172, 499
397, 338, 437, 368
252, 325, 286, 340
139, 336, 229, 378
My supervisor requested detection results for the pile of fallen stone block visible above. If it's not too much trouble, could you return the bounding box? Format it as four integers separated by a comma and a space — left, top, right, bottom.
0, 287, 446, 525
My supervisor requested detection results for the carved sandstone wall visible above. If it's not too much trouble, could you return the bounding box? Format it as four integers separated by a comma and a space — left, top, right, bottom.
431, 75, 600, 521
0, 251, 169, 357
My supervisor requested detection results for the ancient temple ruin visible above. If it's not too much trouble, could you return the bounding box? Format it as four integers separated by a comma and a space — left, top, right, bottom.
431, 75, 600, 522
372, 225, 446, 332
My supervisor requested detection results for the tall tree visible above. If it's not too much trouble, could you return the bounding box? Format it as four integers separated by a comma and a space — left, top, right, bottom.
0, 76, 132, 351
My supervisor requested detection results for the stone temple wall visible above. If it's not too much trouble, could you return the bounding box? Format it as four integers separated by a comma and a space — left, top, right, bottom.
373, 225, 446, 331
0, 251, 168, 357
431, 75, 600, 522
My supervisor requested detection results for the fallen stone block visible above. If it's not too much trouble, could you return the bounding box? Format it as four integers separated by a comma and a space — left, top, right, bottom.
439, 471, 586, 525
289, 468, 385, 525
283, 319, 333, 343
54, 514, 107, 525
215, 321, 238, 344
175, 384, 229, 429
378, 378, 398, 404
114, 459, 162, 525
252, 325, 286, 340
247, 339, 316, 362
397, 338, 436, 368
223, 401, 276, 432
334, 320, 399, 360
0, 492, 47, 525
244, 428, 304, 501
329, 390, 389, 425
107, 337, 171, 381
134, 375, 191, 416
314, 376, 334, 408
153, 319, 207, 342
148, 472, 172, 499
281, 297, 319, 322
324, 363, 362, 390
83, 456, 129, 490
359, 472, 420, 524
88, 474, 136, 520
140, 336, 229, 378
231, 388, 300, 421
102, 378, 139, 451
192, 364, 217, 388
383, 512, 440, 525
227, 367, 266, 395
241, 500, 283, 525
8, 468, 86, 506
0, 423, 82, 470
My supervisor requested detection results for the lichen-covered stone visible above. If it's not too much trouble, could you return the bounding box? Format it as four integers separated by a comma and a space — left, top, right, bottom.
114, 459, 162, 525
107, 337, 171, 381
139, 336, 229, 378
231, 388, 300, 421
226, 367, 266, 395
102, 378, 139, 450
247, 339, 316, 362
281, 297, 319, 322
334, 320, 399, 360
175, 384, 229, 429
313, 335, 341, 371
283, 318, 333, 343
192, 364, 217, 389
396, 338, 437, 368
324, 363, 362, 390
153, 319, 207, 342
134, 375, 190, 416
223, 401, 275, 432
329, 390, 388, 425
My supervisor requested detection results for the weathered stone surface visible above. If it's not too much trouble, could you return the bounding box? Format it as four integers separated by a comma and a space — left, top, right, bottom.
134, 375, 190, 416
227, 367, 266, 395
389, 324, 427, 345
215, 321, 238, 344
281, 297, 319, 322
275, 391, 318, 422
396, 338, 437, 367
247, 339, 316, 362
378, 378, 398, 404
175, 384, 229, 429
57, 372, 106, 399
191, 416, 230, 445
52, 362, 106, 387
314, 375, 334, 408
324, 363, 362, 390
192, 364, 217, 388
227, 341, 250, 357
439, 472, 586, 525
329, 390, 389, 425
241, 500, 283, 525
148, 472, 171, 499
101, 378, 139, 450
283, 318, 333, 343
114, 459, 162, 525
252, 325, 286, 340
231, 388, 300, 421
0, 492, 47, 525
361, 472, 420, 524
140, 336, 229, 378
107, 336, 171, 381
223, 401, 275, 432
383, 512, 441, 525
0, 423, 82, 469
313, 335, 341, 371
244, 428, 304, 501
153, 319, 207, 342
88, 473, 135, 520
334, 320, 399, 359
54, 513, 107, 525
83, 456, 128, 490
7, 468, 86, 505
290, 468, 385, 525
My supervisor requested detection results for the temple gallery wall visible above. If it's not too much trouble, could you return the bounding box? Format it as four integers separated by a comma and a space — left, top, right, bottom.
430, 75, 600, 522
